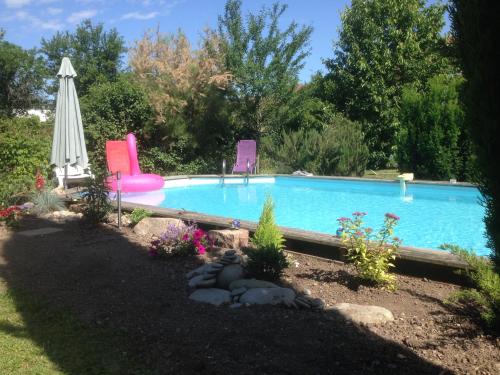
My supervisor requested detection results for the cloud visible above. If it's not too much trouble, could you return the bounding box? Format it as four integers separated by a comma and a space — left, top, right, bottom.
67, 9, 97, 24
121, 11, 159, 20
5, 0, 31, 8
12, 10, 62, 30
47, 7, 63, 15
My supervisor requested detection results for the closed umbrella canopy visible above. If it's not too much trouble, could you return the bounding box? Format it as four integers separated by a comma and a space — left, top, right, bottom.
50, 57, 88, 170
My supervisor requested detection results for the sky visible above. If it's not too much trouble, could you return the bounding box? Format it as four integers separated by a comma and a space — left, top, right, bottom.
1, 0, 447, 82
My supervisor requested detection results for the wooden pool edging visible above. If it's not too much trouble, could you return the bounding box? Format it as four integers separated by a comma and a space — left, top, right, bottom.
119, 200, 469, 273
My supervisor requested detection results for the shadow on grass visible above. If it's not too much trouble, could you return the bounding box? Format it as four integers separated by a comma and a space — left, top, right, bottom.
0, 216, 452, 374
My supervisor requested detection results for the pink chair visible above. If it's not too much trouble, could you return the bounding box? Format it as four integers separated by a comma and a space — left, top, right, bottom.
106, 134, 164, 192
232, 140, 257, 174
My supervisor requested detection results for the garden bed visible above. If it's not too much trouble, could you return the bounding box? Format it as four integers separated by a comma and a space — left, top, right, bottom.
0, 216, 498, 374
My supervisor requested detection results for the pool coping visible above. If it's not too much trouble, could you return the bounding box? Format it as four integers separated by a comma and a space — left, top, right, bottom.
119, 193, 469, 270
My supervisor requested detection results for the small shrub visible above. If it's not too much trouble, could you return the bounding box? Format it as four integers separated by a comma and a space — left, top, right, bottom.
441, 244, 500, 331
338, 212, 402, 290
252, 197, 285, 250
248, 197, 289, 281
129, 208, 152, 225
82, 174, 112, 226
31, 189, 65, 215
149, 223, 210, 257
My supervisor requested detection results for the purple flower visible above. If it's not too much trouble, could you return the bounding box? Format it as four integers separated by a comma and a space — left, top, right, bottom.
231, 219, 241, 229
338, 217, 350, 222
385, 213, 400, 221
352, 211, 367, 217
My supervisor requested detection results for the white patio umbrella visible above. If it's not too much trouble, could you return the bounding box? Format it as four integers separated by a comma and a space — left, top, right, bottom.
50, 57, 88, 189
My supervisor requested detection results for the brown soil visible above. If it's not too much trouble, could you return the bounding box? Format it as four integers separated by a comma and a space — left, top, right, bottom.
0, 216, 498, 375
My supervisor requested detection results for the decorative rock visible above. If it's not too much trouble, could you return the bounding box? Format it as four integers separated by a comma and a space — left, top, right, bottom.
216, 264, 245, 289
239, 287, 296, 306
41, 210, 83, 222
133, 217, 185, 238
208, 229, 249, 249
186, 264, 210, 279
295, 297, 311, 308
230, 287, 248, 297
228, 279, 279, 291
188, 275, 216, 288
225, 250, 236, 256
330, 303, 394, 325
107, 213, 132, 226
189, 288, 231, 306
229, 303, 242, 308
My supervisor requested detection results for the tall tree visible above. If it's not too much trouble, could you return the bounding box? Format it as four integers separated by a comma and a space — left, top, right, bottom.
322, 0, 454, 168
217, 0, 312, 140
450, 0, 500, 268
0, 37, 46, 116
40, 19, 125, 97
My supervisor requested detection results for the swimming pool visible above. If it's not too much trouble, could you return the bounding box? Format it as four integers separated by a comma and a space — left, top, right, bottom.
121, 176, 489, 256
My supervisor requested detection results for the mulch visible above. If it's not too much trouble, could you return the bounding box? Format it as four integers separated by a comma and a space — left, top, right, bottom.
0, 216, 498, 375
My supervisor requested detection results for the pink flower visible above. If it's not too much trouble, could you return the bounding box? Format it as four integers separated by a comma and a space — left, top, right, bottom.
182, 233, 189, 241
385, 213, 400, 221
338, 217, 350, 222
352, 211, 367, 217
193, 229, 205, 240
196, 244, 206, 255
355, 231, 363, 237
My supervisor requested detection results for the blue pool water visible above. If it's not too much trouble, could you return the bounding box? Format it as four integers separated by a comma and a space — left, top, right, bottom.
124, 177, 489, 255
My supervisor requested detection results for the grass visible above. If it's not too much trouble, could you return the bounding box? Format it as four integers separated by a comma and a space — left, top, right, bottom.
0, 281, 152, 375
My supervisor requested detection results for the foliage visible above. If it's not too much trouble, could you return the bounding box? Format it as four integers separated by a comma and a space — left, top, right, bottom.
80, 75, 155, 171
450, 1, 500, 271
40, 19, 125, 97
252, 196, 285, 250
0, 38, 46, 116
31, 189, 65, 215
263, 115, 368, 176
442, 244, 500, 331
397, 74, 474, 180
246, 245, 290, 281
337, 212, 402, 289
129, 29, 234, 171
323, 0, 456, 168
0, 206, 22, 228
217, 0, 313, 140
81, 174, 112, 226
0, 116, 52, 206
129, 208, 152, 226
248, 196, 288, 281
148, 223, 210, 257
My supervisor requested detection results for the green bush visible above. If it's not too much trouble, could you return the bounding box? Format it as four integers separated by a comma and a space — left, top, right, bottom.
263, 115, 368, 176
397, 74, 474, 181
248, 197, 288, 281
31, 189, 65, 215
129, 208, 152, 225
0, 116, 52, 206
82, 174, 112, 226
441, 244, 500, 331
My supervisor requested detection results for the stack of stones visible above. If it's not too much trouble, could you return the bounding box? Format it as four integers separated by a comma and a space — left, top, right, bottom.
187, 249, 325, 310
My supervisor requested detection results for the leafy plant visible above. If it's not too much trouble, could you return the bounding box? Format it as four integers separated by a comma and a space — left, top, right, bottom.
338, 212, 402, 290
441, 244, 500, 331
31, 189, 65, 215
0, 206, 22, 228
81, 174, 112, 226
129, 208, 152, 226
148, 223, 211, 257
248, 197, 289, 281
246, 245, 289, 281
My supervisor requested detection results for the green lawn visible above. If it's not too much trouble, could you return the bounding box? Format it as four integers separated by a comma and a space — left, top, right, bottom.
0, 281, 151, 375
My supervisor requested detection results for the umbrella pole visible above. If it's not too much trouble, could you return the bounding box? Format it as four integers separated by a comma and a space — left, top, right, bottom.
64, 164, 68, 190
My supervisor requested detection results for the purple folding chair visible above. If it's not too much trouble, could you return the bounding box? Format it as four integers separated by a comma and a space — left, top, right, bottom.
232, 140, 257, 174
